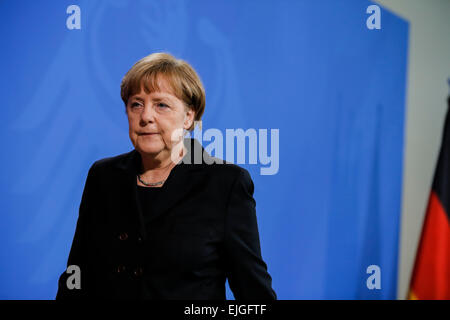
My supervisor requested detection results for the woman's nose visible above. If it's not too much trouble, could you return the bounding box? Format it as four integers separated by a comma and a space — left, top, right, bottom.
141, 104, 156, 123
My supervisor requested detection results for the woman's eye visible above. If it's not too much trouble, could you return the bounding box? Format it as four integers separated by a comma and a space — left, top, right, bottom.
131, 102, 142, 108
157, 103, 169, 109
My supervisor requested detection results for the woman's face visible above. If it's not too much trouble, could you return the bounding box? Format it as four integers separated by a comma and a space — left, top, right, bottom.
126, 77, 194, 159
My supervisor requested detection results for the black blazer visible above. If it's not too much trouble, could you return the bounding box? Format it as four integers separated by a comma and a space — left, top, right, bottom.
56, 138, 276, 300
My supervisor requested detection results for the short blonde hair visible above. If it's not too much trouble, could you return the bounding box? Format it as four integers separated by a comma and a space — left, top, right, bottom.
120, 52, 205, 131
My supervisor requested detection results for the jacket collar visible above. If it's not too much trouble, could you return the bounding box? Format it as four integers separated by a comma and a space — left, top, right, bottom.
114, 138, 210, 239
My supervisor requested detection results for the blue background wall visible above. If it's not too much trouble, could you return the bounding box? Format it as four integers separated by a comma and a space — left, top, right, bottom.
0, 0, 408, 299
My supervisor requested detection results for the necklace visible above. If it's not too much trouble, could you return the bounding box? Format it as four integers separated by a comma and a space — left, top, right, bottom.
137, 174, 165, 187
137, 145, 185, 187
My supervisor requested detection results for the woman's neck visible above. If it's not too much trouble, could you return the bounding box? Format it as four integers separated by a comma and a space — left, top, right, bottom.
139, 144, 186, 176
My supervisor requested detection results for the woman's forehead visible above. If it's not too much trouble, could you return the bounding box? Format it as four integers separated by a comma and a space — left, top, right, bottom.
129, 82, 179, 103
131, 90, 176, 101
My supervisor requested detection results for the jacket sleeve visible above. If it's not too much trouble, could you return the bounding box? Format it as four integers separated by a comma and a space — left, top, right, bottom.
55, 162, 99, 299
224, 168, 277, 300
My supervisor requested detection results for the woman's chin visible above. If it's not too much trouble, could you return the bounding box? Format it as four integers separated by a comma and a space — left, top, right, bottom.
136, 141, 164, 155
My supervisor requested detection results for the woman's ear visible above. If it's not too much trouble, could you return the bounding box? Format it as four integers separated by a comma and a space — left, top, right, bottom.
184, 107, 195, 130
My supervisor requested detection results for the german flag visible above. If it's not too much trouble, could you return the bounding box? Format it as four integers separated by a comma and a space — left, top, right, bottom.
408, 96, 450, 300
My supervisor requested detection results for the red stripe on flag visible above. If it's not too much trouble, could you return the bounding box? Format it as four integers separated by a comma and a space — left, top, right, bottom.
409, 191, 450, 300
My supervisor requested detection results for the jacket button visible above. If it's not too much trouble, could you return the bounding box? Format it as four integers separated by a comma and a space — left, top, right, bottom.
117, 265, 126, 273
118, 232, 128, 241
134, 266, 143, 277
137, 236, 143, 243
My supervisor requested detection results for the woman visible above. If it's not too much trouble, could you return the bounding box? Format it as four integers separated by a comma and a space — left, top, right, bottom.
56, 52, 276, 300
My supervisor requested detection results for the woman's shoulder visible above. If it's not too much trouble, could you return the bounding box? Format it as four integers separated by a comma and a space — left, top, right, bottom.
86, 149, 253, 186
88, 150, 135, 174
199, 155, 254, 185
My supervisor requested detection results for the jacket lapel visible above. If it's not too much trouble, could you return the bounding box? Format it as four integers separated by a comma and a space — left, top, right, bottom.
114, 138, 208, 240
